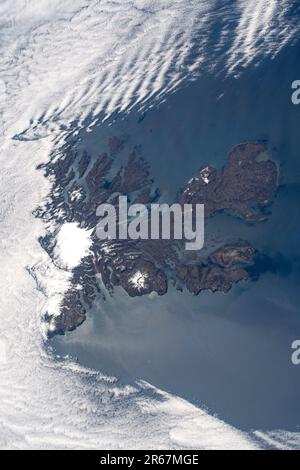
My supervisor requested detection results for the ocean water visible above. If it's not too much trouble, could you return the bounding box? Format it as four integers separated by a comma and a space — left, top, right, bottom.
53, 38, 300, 433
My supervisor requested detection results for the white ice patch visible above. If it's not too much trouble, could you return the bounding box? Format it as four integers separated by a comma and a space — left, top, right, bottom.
129, 271, 148, 290
100, 242, 115, 255
200, 167, 211, 184
69, 188, 83, 202
54, 223, 92, 269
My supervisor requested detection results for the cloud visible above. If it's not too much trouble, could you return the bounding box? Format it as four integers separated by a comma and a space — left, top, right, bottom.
1, 1, 298, 140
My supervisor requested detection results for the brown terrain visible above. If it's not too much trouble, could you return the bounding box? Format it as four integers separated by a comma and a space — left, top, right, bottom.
34, 138, 278, 336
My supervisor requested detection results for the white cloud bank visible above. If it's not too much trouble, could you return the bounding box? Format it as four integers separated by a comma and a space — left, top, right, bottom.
1, 0, 298, 141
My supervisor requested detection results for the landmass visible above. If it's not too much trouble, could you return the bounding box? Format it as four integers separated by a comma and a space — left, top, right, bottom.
34, 138, 278, 336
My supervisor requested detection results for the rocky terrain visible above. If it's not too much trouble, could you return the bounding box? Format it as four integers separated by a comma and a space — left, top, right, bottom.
34, 138, 278, 336
178, 142, 277, 222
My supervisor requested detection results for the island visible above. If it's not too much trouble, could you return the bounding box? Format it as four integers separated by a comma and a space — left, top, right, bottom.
34, 138, 278, 336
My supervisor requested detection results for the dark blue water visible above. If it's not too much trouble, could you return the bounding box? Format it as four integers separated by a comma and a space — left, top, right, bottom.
53, 39, 300, 432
